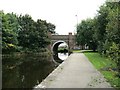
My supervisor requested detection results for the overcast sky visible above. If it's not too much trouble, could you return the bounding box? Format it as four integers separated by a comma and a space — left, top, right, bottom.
0, 0, 106, 35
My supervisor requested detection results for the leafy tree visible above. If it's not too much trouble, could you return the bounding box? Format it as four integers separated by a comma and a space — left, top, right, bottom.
1, 11, 19, 53
104, 2, 120, 72
1, 11, 56, 53
94, 3, 109, 54
34, 19, 51, 48
93, 2, 119, 73
76, 1, 120, 76
76, 18, 97, 51
17, 14, 35, 51
105, 2, 119, 45
43, 21, 56, 34
18, 15, 55, 52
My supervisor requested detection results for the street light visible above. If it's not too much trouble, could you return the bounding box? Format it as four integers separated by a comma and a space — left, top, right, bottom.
75, 15, 78, 35
73, 14, 78, 50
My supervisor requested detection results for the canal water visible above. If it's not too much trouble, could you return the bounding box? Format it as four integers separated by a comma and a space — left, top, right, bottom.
2, 53, 68, 88
58, 53, 68, 60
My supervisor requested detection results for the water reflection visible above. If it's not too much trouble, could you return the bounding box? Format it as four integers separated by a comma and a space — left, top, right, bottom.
2, 52, 69, 89
2, 54, 56, 88
53, 53, 68, 63
58, 53, 68, 60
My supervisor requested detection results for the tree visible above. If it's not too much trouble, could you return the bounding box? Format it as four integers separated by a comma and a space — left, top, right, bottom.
76, 1, 120, 76
76, 18, 97, 51
44, 22, 56, 34
18, 15, 56, 51
92, 2, 120, 74
1, 11, 56, 53
104, 2, 120, 71
94, 3, 109, 54
1, 11, 20, 53
34, 19, 51, 48
17, 14, 36, 51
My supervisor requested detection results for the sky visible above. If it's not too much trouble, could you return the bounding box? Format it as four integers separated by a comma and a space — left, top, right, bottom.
0, 0, 106, 35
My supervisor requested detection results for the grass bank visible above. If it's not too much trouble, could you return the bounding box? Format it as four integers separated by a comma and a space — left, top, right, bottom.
84, 51, 120, 89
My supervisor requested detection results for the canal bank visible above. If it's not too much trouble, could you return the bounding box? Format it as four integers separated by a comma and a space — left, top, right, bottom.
34, 53, 113, 88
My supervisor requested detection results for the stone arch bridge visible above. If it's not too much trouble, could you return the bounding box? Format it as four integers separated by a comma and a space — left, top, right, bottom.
48, 32, 75, 54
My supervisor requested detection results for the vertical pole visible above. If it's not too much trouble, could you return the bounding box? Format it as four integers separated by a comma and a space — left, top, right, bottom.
75, 15, 78, 35
74, 15, 78, 49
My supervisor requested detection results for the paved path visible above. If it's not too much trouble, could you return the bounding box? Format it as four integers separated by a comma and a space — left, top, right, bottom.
35, 53, 113, 88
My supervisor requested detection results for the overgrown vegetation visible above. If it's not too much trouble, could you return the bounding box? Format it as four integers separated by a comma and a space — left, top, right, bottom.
1, 11, 55, 54
76, 1, 120, 78
84, 52, 120, 88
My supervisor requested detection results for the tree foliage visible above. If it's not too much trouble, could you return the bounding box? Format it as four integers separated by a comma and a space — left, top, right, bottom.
76, 2, 120, 70
104, 2, 120, 70
76, 18, 97, 51
94, 4, 109, 53
1, 11, 20, 53
1, 11, 56, 53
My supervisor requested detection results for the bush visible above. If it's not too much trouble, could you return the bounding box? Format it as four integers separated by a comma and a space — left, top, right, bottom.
107, 42, 119, 63
106, 42, 120, 77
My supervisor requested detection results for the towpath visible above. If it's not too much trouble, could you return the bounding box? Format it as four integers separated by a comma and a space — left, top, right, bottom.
35, 53, 113, 88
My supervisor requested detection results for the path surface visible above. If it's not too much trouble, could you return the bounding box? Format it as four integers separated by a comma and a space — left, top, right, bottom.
35, 53, 113, 88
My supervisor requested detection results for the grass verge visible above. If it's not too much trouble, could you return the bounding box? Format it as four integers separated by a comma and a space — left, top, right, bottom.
73, 50, 81, 53
84, 51, 120, 89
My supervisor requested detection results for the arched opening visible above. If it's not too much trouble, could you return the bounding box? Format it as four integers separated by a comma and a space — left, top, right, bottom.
52, 41, 68, 63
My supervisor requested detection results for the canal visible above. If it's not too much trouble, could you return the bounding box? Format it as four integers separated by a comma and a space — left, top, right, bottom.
2, 53, 68, 88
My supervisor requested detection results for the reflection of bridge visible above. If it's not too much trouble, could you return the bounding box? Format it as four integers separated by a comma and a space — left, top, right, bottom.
48, 32, 75, 54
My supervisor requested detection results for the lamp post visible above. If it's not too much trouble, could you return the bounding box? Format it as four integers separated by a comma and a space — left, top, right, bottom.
73, 14, 78, 50
75, 14, 78, 35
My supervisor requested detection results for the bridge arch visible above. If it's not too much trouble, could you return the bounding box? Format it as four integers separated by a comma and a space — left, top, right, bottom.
52, 40, 68, 64
47, 32, 75, 63
50, 32, 75, 53
52, 40, 68, 54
